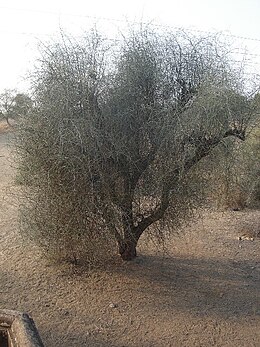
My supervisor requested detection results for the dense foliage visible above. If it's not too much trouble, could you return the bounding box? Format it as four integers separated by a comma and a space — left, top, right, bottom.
16, 28, 254, 262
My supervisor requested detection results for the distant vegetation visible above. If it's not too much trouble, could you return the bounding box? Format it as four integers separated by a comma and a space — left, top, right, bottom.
0, 89, 32, 126
14, 27, 260, 265
204, 121, 260, 209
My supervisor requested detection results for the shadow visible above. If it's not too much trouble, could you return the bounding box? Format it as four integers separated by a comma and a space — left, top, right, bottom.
37, 252, 260, 346
0, 330, 8, 347
41, 331, 139, 347
106, 253, 260, 319
1, 253, 259, 347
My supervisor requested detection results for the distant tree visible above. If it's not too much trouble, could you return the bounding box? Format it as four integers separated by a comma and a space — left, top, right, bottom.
0, 90, 32, 126
17, 29, 254, 262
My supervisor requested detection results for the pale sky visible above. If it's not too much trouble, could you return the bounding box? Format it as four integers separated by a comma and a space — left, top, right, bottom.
0, 0, 260, 92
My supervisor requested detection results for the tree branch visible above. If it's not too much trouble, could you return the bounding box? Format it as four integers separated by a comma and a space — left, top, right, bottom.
134, 125, 246, 237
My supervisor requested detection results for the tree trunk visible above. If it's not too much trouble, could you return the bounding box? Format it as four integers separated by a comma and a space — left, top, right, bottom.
5, 116, 11, 127
118, 238, 137, 261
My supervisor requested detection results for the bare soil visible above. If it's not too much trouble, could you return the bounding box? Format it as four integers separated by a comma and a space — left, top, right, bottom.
0, 127, 259, 347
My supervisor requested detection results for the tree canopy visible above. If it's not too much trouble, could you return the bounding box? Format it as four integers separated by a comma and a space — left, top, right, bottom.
16, 28, 254, 262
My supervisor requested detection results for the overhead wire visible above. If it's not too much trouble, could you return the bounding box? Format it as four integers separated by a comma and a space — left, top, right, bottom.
0, 4, 260, 44
0, 4, 259, 87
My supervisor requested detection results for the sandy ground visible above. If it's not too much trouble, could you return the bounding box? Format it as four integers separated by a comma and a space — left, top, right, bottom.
0, 128, 260, 347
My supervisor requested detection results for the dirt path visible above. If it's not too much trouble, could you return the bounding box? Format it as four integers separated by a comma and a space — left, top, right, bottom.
0, 130, 259, 346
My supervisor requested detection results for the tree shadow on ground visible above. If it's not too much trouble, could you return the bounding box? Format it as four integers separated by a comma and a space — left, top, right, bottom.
107, 253, 260, 319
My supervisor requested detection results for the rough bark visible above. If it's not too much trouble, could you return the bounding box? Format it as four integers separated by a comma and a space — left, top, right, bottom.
118, 238, 137, 261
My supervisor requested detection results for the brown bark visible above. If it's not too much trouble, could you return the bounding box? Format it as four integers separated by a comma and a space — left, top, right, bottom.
118, 238, 137, 261
5, 116, 11, 127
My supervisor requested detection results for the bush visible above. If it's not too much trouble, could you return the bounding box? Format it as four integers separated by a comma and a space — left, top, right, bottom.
15, 28, 254, 263
205, 123, 260, 210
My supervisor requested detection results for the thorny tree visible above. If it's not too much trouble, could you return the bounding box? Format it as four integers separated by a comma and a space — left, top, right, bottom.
0, 90, 32, 126
17, 29, 254, 261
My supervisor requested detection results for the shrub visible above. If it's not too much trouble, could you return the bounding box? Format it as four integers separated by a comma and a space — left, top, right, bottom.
15, 28, 254, 263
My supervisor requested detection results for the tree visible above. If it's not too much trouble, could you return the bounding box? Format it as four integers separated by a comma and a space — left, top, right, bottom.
0, 90, 32, 126
17, 29, 254, 262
